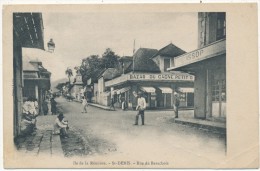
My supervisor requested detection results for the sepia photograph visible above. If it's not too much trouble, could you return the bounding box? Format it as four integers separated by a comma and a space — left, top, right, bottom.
2, 3, 259, 169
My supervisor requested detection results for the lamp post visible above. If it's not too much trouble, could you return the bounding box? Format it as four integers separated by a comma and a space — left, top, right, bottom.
47, 38, 55, 53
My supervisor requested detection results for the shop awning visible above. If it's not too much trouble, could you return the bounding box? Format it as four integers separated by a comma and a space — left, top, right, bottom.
179, 87, 194, 93
141, 87, 155, 93
117, 87, 131, 94
159, 87, 173, 93
23, 72, 38, 79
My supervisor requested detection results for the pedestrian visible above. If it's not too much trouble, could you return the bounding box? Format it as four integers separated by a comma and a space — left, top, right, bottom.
42, 99, 49, 115
33, 98, 39, 115
53, 113, 69, 138
120, 96, 126, 111
122, 100, 126, 110
109, 95, 115, 111
81, 96, 88, 113
173, 92, 180, 118
134, 92, 146, 125
50, 97, 57, 115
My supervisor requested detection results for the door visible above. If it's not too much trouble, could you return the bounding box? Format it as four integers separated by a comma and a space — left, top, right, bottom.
212, 78, 226, 118
165, 93, 171, 108
187, 93, 194, 107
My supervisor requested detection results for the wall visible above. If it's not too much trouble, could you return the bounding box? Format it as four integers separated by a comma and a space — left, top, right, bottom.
13, 40, 23, 137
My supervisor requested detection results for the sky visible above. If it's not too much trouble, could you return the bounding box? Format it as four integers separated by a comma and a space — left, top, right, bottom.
23, 12, 198, 82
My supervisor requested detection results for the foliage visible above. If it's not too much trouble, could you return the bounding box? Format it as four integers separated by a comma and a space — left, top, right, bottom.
101, 48, 120, 69
77, 48, 121, 84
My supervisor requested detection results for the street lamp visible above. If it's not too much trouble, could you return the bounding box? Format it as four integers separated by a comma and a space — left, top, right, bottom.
47, 38, 55, 53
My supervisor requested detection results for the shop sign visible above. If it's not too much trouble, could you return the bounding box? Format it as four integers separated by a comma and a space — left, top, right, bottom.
128, 74, 194, 81
105, 72, 194, 87
172, 39, 226, 69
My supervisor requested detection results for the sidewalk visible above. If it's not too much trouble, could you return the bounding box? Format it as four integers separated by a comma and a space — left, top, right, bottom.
14, 115, 63, 157
14, 111, 89, 157
173, 117, 226, 135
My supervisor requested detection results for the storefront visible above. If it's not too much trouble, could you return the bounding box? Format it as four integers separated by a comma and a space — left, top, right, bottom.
168, 39, 226, 119
105, 72, 194, 109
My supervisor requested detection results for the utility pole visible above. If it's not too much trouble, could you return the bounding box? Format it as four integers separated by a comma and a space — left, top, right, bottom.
133, 39, 135, 73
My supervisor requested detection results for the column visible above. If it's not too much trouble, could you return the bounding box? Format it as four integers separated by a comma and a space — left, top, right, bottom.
194, 69, 207, 119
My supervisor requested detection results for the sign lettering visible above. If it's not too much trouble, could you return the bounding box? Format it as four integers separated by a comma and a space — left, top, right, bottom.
173, 39, 226, 68
128, 74, 194, 81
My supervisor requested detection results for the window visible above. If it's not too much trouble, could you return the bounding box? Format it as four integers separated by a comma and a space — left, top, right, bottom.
164, 58, 171, 71
179, 92, 186, 102
23, 84, 35, 98
216, 13, 226, 40
212, 79, 226, 102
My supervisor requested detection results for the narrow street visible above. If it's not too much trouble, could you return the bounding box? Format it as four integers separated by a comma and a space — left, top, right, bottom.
55, 96, 226, 167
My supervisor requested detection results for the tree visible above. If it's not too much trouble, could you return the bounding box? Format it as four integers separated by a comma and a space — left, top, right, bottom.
65, 68, 73, 84
77, 49, 121, 84
78, 55, 103, 84
102, 48, 120, 69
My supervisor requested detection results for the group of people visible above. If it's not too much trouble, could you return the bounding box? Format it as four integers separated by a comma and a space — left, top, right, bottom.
21, 97, 39, 135
42, 97, 58, 115
109, 94, 127, 111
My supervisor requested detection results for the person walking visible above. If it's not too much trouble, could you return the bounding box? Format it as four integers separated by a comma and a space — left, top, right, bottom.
173, 92, 180, 118
81, 96, 88, 113
134, 92, 146, 125
42, 99, 49, 115
109, 96, 115, 111
50, 97, 57, 115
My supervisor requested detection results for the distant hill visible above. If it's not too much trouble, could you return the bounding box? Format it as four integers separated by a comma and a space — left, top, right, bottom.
51, 78, 68, 92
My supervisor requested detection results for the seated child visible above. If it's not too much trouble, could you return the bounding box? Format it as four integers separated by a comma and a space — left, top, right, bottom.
53, 113, 69, 138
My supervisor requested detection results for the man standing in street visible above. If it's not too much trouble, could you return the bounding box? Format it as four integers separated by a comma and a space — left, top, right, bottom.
81, 96, 88, 113
173, 92, 180, 118
134, 92, 146, 125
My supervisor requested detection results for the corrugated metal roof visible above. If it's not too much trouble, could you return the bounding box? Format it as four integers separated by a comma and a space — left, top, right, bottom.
13, 13, 44, 50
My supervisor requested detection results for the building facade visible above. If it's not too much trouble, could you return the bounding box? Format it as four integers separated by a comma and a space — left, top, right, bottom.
103, 47, 195, 110
168, 12, 226, 120
70, 72, 84, 101
95, 68, 121, 106
13, 13, 44, 137
23, 59, 51, 115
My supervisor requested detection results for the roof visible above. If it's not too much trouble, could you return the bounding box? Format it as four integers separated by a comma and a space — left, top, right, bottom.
118, 56, 133, 62
13, 13, 44, 49
125, 48, 160, 73
152, 43, 186, 58
99, 68, 121, 80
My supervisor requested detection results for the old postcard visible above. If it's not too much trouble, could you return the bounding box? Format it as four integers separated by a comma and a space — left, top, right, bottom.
2, 3, 259, 168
